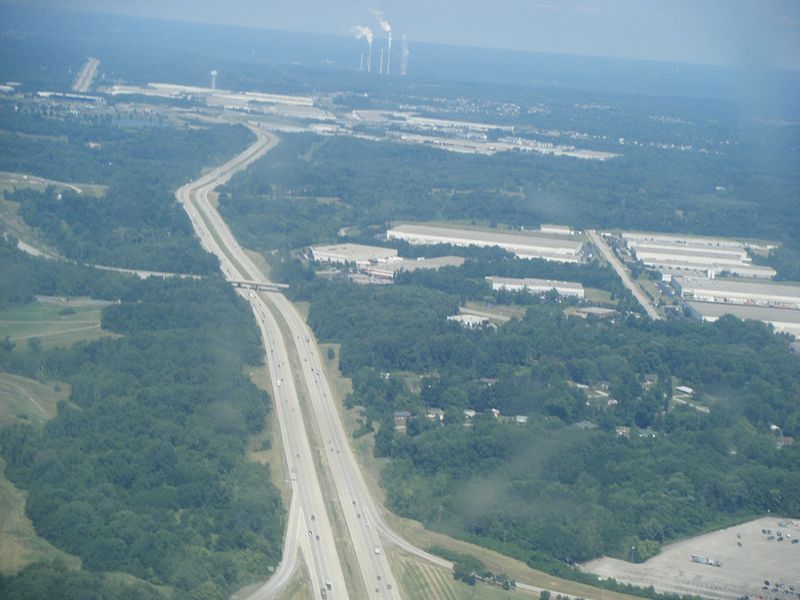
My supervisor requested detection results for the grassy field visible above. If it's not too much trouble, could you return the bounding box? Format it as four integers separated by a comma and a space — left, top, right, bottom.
0, 171, 107, 197
393, 549, 530, 600
0, 299, 115, 349
584, 288, 614, 304
0, 372, 68, 427
463, 301, 528, 322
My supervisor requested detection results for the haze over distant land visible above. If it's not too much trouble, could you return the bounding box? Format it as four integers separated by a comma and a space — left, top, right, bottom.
9, 0, 800, 70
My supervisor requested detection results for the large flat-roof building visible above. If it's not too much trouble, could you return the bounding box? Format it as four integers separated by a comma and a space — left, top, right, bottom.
674, 277, 800, 310
387, 223, 583, 262
621, 231, 775, 252
310, 243, 398, 266
621, 231, 777, 280
487, 276, 584, 299
363, 256, 465, 280
686, 302, 800, 338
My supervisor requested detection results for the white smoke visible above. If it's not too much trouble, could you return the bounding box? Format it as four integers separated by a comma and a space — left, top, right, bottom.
400, 34, 409, 76
370, 8, 392, 75
351, 25, 374, 72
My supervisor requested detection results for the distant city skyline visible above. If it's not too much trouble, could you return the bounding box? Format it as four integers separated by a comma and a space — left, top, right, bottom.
9, 0, 800, 70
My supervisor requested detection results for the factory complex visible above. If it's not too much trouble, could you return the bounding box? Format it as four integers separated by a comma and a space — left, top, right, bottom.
487, 276, 585, 299
621, 231, 777, 280
387, 223, 583, 263
686, 302, 800, 337
310, 243, 398, 266
674, 277, 800, 310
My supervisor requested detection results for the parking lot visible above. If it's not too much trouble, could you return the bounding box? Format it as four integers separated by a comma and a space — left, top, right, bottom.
582, 516, 800, 600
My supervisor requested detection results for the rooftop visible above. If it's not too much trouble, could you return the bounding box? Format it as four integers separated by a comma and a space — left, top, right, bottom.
389, 223, 582, 251
676, 277, 800, 298
488, 276, 583, 290
687, 302, 800, 325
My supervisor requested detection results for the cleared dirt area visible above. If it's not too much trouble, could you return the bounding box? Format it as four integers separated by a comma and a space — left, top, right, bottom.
583, 516, 800, 600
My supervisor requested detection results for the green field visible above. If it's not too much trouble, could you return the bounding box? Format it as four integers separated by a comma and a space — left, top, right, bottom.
0, 371, 68, 427
394, 551, 527, 600
0, 299, 115, 349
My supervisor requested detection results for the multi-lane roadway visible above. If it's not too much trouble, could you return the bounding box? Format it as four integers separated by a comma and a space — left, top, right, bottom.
176, 120, 590, 600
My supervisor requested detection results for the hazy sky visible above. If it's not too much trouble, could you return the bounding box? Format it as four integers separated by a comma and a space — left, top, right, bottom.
14, 0, 800, 70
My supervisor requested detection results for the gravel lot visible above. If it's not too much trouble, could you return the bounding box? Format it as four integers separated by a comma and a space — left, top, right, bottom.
582, 516, 800, 600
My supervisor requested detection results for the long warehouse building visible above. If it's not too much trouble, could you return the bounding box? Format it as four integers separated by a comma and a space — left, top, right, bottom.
674, 277, 800, 310
687, 302, 800, 338
387, 223, 583, 262
487, 276, 584, 298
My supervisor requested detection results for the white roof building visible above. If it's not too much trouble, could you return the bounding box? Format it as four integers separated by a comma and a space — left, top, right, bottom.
675, 277, 800, 310
447, 314, 490, 328
387, 223, 583, 263
487, 276, 584, 298
686, 302, 800, 338
363, 256, 465, 279
310, 243, 398, 266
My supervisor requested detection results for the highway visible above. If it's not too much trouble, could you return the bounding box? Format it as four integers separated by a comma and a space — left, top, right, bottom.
175, 121, 454, 598
176, 125, 348, 598
588, 230, 662, 320
176, 121, 591, 599
72, 58, 100, 92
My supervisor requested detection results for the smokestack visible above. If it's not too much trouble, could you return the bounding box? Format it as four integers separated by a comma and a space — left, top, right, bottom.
370, 9, 392, 76
379, 47, 384, 75
400, 34, 409, 76
351, 25, 374, 73
360, 52, 364, 71
210, 70, 217, 90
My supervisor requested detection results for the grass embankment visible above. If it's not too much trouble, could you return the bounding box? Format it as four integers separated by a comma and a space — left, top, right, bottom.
0, 371, 80, 575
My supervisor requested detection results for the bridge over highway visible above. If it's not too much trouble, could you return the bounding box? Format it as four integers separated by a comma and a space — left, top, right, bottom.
228, 279, 289, 292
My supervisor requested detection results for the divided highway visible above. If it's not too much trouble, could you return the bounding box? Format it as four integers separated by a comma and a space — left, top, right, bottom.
177, 122, 581, 599
176, 122, 453, 597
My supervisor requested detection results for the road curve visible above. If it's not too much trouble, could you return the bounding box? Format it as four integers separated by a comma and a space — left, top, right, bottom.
176, 124, 348, 599
177, 120, 593, 599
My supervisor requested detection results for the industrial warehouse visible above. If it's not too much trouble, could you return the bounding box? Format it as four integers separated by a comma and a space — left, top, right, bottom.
487, 276, 585, 298
387, 223, 584, 262
363, 255, 465, 280
622, 231, 777, 279
310, 243, 398, 266
686, 302, 800, 338
674, 277, 800, 310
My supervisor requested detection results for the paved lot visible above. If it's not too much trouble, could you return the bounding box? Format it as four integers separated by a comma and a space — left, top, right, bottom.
582, 517, 800, 600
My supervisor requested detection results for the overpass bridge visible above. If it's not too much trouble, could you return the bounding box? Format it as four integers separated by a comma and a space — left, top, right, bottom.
228, 279, 289, 292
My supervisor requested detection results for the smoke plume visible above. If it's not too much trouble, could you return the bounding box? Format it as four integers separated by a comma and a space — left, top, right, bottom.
351, 25, 374, 72
370, 8, 392, 75
400, 34, 409, 76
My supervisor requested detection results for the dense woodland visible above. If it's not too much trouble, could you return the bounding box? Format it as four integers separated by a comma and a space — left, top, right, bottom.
220, 128, 799, 278
298, 276, 800, 571
0, 102, 252, 273
2, 7, 799, 596
0, 247, 283, 599
216, 97, 800, 579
